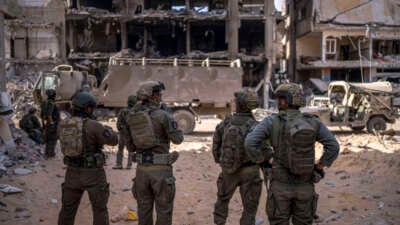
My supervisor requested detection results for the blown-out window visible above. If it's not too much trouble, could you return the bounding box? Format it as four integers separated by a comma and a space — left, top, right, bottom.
326, 38, 337, 55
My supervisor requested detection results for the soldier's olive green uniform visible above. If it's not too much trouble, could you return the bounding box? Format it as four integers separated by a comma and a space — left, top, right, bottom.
40, 99, 60, 157
58, 118, 118, 225
212, 113, 262, 225
115, 107, 133, 168
245, 110, 340, 225
127, 101, 183, 225
19, 112, 42, 143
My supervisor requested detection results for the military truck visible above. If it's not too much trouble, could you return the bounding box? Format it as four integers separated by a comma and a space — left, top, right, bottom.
303, 81, 400, 133
33, 58, 243, 134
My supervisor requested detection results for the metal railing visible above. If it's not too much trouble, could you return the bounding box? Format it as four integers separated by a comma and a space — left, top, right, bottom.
109, 57, 241, 68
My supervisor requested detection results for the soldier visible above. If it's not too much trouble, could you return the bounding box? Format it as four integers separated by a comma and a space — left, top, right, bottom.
58, 92, 118, 225
113, 95, 137, 170
126, 81, 183, 225
40, 89, 60, 158
212, 88, 262, 225
19, 107, 42, 144
245, 83, 340, 225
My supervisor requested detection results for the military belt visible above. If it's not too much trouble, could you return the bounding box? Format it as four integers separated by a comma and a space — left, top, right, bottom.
271, 165, 313, 184
64, 153, 105, 169
135, 153, 170, 165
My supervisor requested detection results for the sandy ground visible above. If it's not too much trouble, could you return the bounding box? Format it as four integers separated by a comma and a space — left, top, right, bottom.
1, 117, 400, 225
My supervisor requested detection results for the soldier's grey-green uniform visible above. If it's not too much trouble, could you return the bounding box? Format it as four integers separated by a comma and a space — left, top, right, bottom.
19, 107, 42, 144
40, 89, 60, 158
58, 92, 118, 225
213, 88, 262, 225
113, 95, 137, 169
126, 81, 183, 225
245, 83, 340, 225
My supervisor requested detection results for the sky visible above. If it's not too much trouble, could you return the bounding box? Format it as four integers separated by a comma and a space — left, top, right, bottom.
275, 0, 285, 11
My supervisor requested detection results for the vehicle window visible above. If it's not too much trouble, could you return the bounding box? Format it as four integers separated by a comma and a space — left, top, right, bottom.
43, 75, 57, 90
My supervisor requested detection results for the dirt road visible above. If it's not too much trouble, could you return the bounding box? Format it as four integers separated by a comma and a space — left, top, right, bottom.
1, 118, 399, 225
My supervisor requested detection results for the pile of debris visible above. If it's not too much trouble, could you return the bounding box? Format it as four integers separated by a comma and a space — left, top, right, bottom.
6, 76, 38, 119
0, 122, 44, 178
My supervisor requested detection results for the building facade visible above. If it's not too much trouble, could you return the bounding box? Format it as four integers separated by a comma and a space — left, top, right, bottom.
286, 0, 400, 83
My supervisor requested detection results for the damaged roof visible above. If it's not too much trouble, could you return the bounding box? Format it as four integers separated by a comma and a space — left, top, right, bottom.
317, 0, 400, 26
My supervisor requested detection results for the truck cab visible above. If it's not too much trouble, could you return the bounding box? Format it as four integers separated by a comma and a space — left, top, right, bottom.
33, 65, 98, 111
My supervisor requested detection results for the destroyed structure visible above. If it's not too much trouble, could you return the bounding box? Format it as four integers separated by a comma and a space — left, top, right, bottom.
4, 0, 66, 76
64, 0, 283, 88
288, 0, 400, 82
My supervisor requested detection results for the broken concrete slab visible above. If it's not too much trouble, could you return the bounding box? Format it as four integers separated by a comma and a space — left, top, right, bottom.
0, 184, 23, 194
14, 168, 32, 175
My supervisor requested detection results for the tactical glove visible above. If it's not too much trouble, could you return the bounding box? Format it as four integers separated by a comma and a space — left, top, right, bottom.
312, 165, 325, 183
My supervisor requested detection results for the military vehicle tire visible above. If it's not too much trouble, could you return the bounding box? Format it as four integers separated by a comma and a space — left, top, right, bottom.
173, 110, 196, 134
367, 116, 387, 133
351, 126, 365, 131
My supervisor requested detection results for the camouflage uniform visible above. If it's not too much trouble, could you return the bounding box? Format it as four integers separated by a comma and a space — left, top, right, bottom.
127, 81, 183, 225
245, 84, 340, 225
19, 108, 42, 144
58, 92, 118, 225
40, 90, 60, 158
213, 88, 262, 225
114, 95, 137, 169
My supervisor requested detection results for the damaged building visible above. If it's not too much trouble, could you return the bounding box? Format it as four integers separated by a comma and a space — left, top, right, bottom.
4, 0, 66, 76
65, 0, 284, 88
287, 0, 400, 83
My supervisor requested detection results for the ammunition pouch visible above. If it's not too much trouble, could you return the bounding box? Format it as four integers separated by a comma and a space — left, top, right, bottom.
135, 150, 179, 165
64, 152, 105, 168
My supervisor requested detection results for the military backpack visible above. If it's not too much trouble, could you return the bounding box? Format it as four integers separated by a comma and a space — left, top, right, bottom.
219, 115, 256, 174
127, 109, 159, 149
59, 117, 86, 157
272, 113, 319, 176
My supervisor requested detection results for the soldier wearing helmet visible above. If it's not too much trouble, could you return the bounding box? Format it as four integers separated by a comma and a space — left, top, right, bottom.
58, 92, 118, 225
113, 95, 137, 170
19, 107, 42, 144
40, 89, 60, 158
212, 88, 262, 225
126, 80, 183, 225
245, 83, 340, 225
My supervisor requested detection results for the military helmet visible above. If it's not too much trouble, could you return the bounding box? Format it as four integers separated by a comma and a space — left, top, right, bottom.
234, 88, 258, 112
137, 81, 165, 100
274, 83, 306, 107
127, 95, 137, 107
46, 89, 56, 99
72, 92, 97, 109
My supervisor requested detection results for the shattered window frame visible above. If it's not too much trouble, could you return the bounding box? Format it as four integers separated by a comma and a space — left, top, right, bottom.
326, 38, 337, 55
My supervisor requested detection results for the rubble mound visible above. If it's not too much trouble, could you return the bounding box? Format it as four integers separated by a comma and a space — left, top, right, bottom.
0, 123, 44, 177
7, 76, 38, 118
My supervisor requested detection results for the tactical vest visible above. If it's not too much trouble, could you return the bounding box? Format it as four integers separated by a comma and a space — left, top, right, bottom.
219, 115, 256, 174
59, 117, 86, 157
127, 109, 159, 150
271, 113, 319, 177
